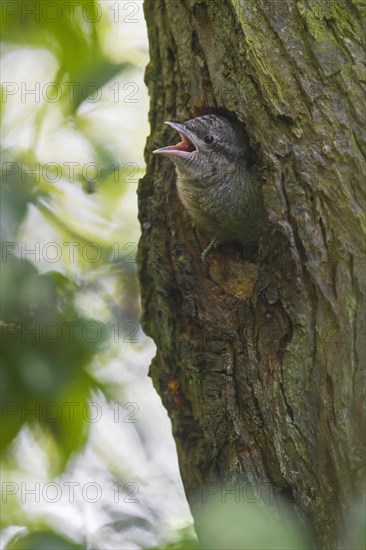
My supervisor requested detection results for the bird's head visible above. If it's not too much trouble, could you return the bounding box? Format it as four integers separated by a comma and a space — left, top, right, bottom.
153, 114, 251, 182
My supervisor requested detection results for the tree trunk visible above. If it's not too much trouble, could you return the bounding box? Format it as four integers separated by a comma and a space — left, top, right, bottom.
137, 1, 366, 548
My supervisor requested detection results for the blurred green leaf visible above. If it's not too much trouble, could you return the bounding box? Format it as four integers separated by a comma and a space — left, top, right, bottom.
1, 152, 39, 241
150, 526, 199, 550
1, 260, 108, 468
344, 497, 366, 550
66, 62, 131, 112
193, 492, 309, 550
0, 0, 102, 78
6, 529, 83, 549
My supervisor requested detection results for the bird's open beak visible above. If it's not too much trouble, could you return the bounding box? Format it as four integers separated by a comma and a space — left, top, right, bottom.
153, 121, 198, 157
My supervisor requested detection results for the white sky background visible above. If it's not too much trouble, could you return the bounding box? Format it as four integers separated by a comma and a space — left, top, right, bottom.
0, 1, 193, 548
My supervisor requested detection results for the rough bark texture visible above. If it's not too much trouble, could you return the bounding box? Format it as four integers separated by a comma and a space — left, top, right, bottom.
137, 1, 366, 548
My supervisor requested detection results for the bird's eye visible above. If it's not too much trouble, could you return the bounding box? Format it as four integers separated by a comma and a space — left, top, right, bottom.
204, 135, 214, 144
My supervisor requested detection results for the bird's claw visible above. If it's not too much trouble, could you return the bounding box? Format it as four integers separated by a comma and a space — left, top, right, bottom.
201, 239, 219, 262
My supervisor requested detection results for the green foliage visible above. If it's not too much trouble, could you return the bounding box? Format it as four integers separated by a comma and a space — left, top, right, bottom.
6, 530, 83, 549
0, 0, 140, 457
1, 256, 107, 466
195, 497, 308, 550
150, 526, 199, 550
152, 494, 311, 550
1, 0, 146, 544
0, 0, 113, 88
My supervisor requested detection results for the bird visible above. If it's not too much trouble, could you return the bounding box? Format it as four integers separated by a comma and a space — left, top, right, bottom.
153, 114, 264, 260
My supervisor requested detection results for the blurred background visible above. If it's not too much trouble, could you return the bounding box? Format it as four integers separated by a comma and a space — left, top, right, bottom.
0, 1, 194, 548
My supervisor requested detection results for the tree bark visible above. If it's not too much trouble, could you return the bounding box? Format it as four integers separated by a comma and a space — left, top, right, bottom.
137, 1, 366, 548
